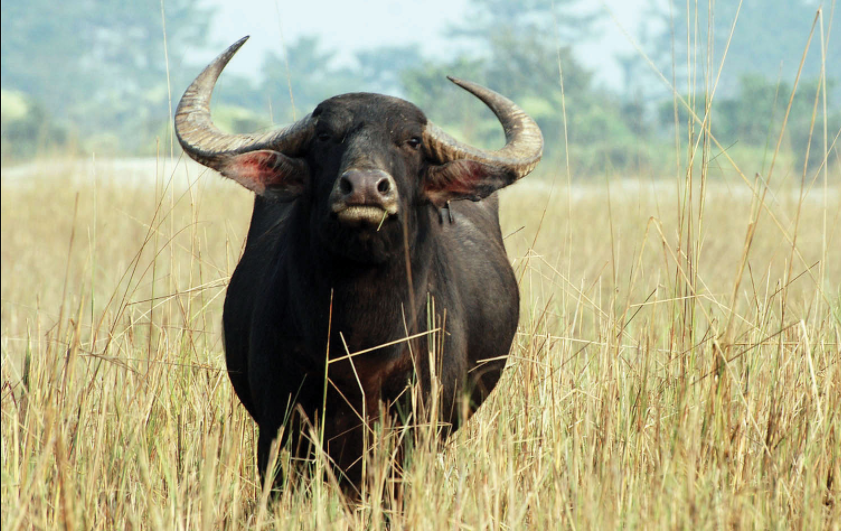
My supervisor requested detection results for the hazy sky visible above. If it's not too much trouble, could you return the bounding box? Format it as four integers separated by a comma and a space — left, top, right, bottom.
202, 0, 650, 90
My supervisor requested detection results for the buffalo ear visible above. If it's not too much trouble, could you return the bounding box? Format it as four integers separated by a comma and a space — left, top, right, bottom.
423, 159, 517, 207
218, 150, 308, 200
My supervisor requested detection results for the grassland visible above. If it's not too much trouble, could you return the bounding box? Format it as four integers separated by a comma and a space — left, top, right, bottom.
1, 144, 839, 529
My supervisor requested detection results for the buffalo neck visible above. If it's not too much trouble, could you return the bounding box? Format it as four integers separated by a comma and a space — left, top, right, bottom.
281, 201, 439, 357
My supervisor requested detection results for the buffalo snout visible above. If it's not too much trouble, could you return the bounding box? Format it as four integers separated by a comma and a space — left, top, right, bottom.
330, 168, 399, 226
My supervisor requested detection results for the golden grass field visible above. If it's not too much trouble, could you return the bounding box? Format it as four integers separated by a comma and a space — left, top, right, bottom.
1, 145, 838, 528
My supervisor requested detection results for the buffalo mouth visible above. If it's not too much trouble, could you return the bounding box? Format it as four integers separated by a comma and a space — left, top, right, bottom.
324, 204, 400, 263
333, 204, 397, 228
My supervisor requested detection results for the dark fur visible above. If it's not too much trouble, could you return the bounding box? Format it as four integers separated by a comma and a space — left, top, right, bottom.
222, 93, 520, 490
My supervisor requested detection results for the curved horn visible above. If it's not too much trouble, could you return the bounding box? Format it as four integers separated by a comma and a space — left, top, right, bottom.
423, 77, 543, 179
175, 36, 314, 170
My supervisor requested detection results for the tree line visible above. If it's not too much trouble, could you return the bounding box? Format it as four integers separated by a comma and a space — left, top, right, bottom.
1, 0, 837, 175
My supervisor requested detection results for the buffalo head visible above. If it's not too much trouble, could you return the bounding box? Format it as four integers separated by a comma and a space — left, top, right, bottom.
175, 37, 542, 264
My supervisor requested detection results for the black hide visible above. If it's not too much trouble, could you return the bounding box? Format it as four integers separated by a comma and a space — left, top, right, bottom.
222, 93, 520, 490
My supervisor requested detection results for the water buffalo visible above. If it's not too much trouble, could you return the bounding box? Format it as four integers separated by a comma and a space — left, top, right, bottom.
175, 37, 542, 491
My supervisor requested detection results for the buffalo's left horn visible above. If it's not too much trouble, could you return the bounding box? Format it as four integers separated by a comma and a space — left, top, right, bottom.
174, 36, 315, 170
423, 77, 543, 179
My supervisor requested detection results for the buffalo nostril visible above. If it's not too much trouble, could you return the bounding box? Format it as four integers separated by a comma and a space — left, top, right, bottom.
339, 176, 353, 195
377, 178, 391, 194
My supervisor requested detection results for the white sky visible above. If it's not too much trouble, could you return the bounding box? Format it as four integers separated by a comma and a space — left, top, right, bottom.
202, 0, 649, 90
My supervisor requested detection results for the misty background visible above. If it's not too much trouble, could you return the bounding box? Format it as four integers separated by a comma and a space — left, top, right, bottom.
1, 0, 837, 177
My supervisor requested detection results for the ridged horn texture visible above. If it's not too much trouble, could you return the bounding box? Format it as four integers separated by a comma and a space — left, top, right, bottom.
176, 39, 542, 180
423, 77, 544, 179
174, 36, 314, 170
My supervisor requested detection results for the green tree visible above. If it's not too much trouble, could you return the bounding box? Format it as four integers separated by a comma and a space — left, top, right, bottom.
260, 36, 369, 123
400, 0, 646, 175
659, 74, 838, 168
649, 0, 838, 98
356, 45, 423, 96
449, 0, 596, 43
1, 89, 67, 161
1, 0, 213, 154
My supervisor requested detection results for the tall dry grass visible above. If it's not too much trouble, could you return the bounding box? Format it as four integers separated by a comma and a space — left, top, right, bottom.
2, 3, 841, 528
1, 153, 838, 528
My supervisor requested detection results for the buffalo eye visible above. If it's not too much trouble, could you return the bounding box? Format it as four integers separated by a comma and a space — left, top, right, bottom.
406, 137, 422, 149
317, 132, 332, 142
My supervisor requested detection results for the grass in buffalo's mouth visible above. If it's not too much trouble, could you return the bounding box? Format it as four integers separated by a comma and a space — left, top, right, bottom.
335, 204, 390, 226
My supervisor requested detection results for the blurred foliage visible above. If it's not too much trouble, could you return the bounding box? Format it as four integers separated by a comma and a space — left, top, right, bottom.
357, 45, 424, 96
1, 89, 69, 160
1, 0, 212, 156
647, 0, 839, 99
400, 0, 645, 175
260, 37, 371, 123
448, 0, 597, 43
0, 0, 836, 177
659, 75, 839, 169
